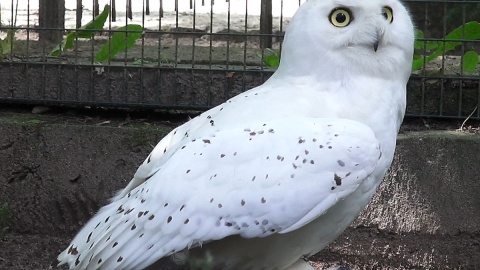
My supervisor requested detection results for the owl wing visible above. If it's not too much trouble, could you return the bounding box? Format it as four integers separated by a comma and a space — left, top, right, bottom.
58, 117, 381, 270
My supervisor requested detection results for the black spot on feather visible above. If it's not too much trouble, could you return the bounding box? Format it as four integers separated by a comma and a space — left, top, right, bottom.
87, 232, 92, 243
334, 174, 342, 186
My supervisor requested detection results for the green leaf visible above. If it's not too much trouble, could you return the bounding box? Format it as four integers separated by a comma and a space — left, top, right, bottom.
414, 29, 439, 52
50, 4, 110, 56
415, 41, 439, 52
443, 21, 480, 52
412, 21, 480, 71
425, 41, 439, 51
0, 29, 15, 56
94, 24, 143, 62
412, 57, 425, 71
463, 50, 479, 72
414, 29, 424, 39
414, 29, 424, 50
414, 41, 423, 50
262, 48, 280, 68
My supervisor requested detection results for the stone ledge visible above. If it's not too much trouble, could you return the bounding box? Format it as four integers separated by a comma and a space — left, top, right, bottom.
357, 130, 480, 235
1, 113, 478, 235
0, 112, 479, 269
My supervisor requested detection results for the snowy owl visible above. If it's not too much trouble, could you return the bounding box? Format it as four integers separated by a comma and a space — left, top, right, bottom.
56, 0, 414, 269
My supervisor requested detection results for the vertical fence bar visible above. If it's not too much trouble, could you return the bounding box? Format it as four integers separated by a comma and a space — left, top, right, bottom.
93, 0, 99, 16
174, 0, 180, 105
105, 0, 112, 103
279, 0, 284, 58
127, 0, 132, 19
57, 0, 63, 102
76, 0, 83, 28
26, 0, 31, 99
140, 0, 146, 104
8, 0, 14, 99
123, 0, 129, 103
207, 0, 214, 106
192, 0, 196, 69
191, 0, 197, 106
174, 0, 179, 66
38, 0, 65, 43
243, 0, 248, 66
226, 0, 231, 68
420, 1, 428, 116
89, 0, 96, 103
457, 1, 467, 117
439, 1, 446, 117
224, 0, 232, 99
112, 0, 116, 21
160, 0, 163, 18
208, 0, 214, 70
242, 0, 248, 92
73, 0, 79, 102
260, 0, 272, 48
156, 0, 163, 105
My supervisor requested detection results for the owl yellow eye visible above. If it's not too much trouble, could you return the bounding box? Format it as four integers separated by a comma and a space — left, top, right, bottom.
382, 6, 393, 23
329, 8, 352, 27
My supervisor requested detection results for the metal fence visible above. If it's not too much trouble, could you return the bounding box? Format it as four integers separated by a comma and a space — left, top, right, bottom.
0, 0, 479, 119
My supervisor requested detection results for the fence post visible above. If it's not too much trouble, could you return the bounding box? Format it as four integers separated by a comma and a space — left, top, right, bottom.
38, 0, 65, 43
112, 0, 117, 22
93, 0, 99, 16
76, 0, 82, 28
260, 0, 273, 48
127, 0, 133, 19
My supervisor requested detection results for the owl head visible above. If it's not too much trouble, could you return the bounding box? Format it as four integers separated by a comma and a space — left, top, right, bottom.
276, 0, 414, 82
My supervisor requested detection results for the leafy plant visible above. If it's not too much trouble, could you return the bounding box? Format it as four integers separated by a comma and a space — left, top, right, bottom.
0, 0, 18, 58
95, 24, 143, 62
0, 29, 14, 57
50, 4, 143, 63
413, 21, 480, 72
0, 202, 9, 240
260, 48, 280, 68
50, 4, 110, 57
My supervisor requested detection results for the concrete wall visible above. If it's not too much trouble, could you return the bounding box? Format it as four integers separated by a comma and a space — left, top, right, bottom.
1, 111, 479, 268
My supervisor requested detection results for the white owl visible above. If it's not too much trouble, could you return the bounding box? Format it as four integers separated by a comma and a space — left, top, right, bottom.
56, 0, 414, 269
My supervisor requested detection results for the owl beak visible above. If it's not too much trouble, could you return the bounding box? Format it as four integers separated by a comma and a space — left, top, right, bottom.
373, 29, 383, 52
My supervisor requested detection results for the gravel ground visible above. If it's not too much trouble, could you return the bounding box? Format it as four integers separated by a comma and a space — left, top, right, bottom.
1, 227, 479, 270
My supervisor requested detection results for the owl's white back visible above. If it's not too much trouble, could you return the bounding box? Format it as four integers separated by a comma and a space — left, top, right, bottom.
57, 0, 414, 269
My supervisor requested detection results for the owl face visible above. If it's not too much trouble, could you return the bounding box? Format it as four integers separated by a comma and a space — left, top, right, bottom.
278, 0, 414, 80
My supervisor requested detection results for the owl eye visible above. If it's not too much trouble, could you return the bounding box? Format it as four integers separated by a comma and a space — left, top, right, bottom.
382, 6, 393, 23
329, 8, 353, 27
